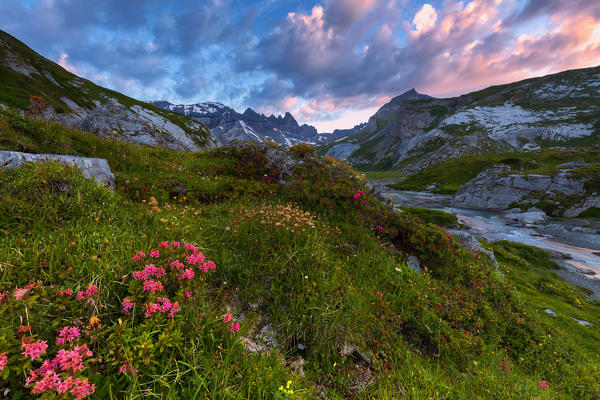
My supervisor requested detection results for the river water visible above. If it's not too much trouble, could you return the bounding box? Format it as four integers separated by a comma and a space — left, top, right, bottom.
370, 179, 600, 300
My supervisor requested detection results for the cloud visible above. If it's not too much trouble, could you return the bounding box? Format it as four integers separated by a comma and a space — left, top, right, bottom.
57, 53, 77, 73
412, 4, 437, 36
1, 0, 599, 130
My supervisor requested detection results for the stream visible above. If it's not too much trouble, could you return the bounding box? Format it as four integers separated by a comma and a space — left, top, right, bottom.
370, 179, 600, 300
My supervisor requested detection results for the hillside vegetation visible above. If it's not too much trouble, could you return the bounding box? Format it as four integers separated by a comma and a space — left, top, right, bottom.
1, 107, 600, 399
391, 147, 600, 195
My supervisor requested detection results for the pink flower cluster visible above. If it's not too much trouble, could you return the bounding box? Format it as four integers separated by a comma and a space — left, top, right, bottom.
0, 352, 7, 370
143, 279, 163, 293
178, 268, 194, 281
76, 284, 98, 302
353, 190, 365, 199
0, 292, 6, 303
538, 381, 549, 389
24, 343, 95, 399
132, 251, 146, 261
145, 297, 181, 318
223, 313, 240, 334
122, 298, 134, 314
133, 264, 166, 280
119, 363, 138, 374
59, 288, 73, 297
56, 326, 81, 345
149, 249, 160, 258
22, 340, 48, 361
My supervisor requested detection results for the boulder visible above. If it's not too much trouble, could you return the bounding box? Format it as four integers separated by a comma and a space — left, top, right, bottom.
0, 150, 115, 187
502, 210, 548, 226
453, 169, 599, 216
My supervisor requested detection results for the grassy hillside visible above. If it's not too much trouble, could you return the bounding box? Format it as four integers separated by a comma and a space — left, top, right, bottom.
391, 147, 600, 195
0, 30, 210, 142
1, 108, 600, 399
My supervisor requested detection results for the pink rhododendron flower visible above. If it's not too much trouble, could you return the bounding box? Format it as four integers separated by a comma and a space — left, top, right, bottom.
143, 279, 163, 293
119, 363, 139, 374
133, 264, 166, 280
182, 291, 191, 298
186, 253, 205, 265
230, 322, 240, 333
122, 298, 134, 314
171, 241, 181, 248
0, 353, 7, 370
69, 378, 96, 400
199, 261, 216, 272
0, 292, 6, 303
59, 288, 72, 297
185, 243, 198, 253
538, 381, 549, 389
31, 370, 61, 394
179, 268, 194, 280
56, 376, 76, 393
56, 326, 81, 345
158, 241, 169, 248
223, 313, 233, 323
149, 249, 160, 258
76, 284, 98, 302
145, 297, 180, 318
132, 251, 146, 261
170, 260, 185, 269
55, 349, 84, 372
377, 225, 385, 232
22, 340, 48, 361
13, 287, 30, 300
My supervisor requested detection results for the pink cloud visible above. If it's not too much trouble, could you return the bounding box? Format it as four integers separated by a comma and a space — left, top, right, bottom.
406, 0, 600, 97
57, 52, 78, 73
411, 4, 437, 37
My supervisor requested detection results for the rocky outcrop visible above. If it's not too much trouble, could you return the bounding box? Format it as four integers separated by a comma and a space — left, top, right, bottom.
453, 168, 599, 217
0, 150, 115, 187
326, 143, 360, 159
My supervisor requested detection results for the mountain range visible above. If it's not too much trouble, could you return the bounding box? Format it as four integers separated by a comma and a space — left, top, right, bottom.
322, 67, 600, 171
150, 100, 346, 147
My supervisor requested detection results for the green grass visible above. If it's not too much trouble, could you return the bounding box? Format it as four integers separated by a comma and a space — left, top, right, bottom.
1, 108, 600, 398
399, 207, 461, 228
361, 171, 405, 179
390, 147, 600, 195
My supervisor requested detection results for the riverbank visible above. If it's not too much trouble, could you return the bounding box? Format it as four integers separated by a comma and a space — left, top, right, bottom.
369, 178, 600, 300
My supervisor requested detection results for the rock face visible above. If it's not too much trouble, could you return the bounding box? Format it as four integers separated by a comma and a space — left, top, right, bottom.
323, 66, 600, 172
150, 101, 343, 148
452, 168, 599, 217
0, 150, 115, 187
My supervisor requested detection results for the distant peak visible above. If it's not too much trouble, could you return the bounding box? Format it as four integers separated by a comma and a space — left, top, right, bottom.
390, 88, 432, 103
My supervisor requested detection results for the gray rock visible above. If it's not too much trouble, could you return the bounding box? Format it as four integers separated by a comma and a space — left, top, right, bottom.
453, 170, 599, 216
326, 143, 360, 159
406, 255, 422, 273
460, 237, 500, 273
574, 318, 593, 327
502, 210, 548, 226
0, 150, 115, 187
230, 141, 299, 184
544, 308, 557, 317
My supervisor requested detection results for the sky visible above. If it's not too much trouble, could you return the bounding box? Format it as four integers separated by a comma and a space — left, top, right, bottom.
1, 0, 599, 132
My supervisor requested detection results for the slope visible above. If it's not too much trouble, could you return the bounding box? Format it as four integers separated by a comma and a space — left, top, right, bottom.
0, 30, 215, 151
0, 106, 599, 398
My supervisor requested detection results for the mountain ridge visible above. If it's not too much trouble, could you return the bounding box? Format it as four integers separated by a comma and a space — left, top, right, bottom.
151, 100, 347, 147
322, 66, 600, 171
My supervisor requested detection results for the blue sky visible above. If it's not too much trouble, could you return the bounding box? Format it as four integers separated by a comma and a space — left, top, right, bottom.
1, 0, 599, 132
